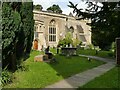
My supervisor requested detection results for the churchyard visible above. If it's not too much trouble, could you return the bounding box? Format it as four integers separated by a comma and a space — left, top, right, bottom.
1, 1, 120, 89
3, 46, 119, 88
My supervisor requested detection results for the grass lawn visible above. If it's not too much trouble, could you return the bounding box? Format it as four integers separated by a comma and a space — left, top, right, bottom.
78, 49, 115, 59
4, 50, 105, 88
80, 66, 120, 88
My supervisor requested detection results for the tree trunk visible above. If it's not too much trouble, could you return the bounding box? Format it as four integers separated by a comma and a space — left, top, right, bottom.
11, 42, 17, 71
116, 38, 120, 65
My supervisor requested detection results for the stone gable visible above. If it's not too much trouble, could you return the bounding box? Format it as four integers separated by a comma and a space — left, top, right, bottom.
33, 10, 91, 50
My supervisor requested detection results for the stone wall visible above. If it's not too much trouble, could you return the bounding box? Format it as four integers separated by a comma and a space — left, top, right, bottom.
33, 10, 91, 50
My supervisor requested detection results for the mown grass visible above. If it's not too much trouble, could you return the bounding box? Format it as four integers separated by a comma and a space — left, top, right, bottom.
77, 49, 115, 59
4, 50, 105, 88
50, 47, 115, 59
80, 66, 120, 88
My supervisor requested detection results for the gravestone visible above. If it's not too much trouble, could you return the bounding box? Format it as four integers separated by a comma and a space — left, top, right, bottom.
116, 38, 120, 65
34, 55, 44, 62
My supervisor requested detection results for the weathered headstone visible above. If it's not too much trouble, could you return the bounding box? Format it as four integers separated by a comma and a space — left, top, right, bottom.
116, 38, 120, 65
34, 55, 44, 62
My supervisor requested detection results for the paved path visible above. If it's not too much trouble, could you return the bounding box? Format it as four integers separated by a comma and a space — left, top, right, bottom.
45, 55, 116, 89
79, 54, 115, 64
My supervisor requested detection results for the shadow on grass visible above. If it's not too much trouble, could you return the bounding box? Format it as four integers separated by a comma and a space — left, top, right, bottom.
43, 54, 106, 88
2, 50, 109, 88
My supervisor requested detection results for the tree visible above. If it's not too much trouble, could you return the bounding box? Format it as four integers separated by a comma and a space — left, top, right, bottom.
2, 2, 22, 70
72, 38, 82, 47
68, 1, 120, 50
2, 2, 34, 70
47, 4, 62, 14
58, 32, 73, 47
19, 2, 34, 57
33, 4, 43, 11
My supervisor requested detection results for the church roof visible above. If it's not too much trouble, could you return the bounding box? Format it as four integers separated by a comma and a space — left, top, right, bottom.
33, 10, 75, 20
69, 12, 73, 17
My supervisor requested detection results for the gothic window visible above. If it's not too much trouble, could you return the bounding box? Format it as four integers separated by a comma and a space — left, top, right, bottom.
49, 20, 56, 42
80, 35, 86, 42
69, 26, 74, 37
69, 26, 74, 33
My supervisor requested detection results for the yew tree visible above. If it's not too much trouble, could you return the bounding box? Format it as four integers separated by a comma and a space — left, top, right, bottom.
2, 2, 34, 70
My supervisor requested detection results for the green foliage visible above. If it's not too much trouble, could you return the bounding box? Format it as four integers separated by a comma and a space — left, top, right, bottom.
19, 2, 34, 54
73, 38, 82, 47
47, 4, 62, 14
58, 32, 73, 47
81, 67, 119, 88
2, 3, 21, 70
1, 66, 13, 86
110, 42, 116, 57
2, 3, 14, 50
17, 60, 29, 72
64, 32, 73, 46
4, 51, 104, 88
58, 32, 82, 48
58, 39, 66, 47
33, 4, 43, 11
87, 44, 95, 50
2, 2, 34, 70
110, 42, 116, 52
68, 1, 120, 50
78, 49, 115, 59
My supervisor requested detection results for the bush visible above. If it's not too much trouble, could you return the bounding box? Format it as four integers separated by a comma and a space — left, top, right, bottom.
110, 42, 116, 52
110, 42, 116, 57
87, 44, 95, 50
72, 38, 82, 47
58, 32, 73, 47
17, 60, 29, 71
1, 66, 13, 86
107, 52, 114, 57
58, 39, 66, 47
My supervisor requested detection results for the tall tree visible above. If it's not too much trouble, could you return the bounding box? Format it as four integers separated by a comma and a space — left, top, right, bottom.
2, 2, 22, 70
33, 4, 43, 11
68, 1, 120, 50
19, 2, 34, 57
47, 4, 62, 14
2, 2, 34, 70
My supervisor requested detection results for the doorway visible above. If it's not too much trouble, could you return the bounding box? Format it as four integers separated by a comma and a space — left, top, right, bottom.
33, 39, 38, 50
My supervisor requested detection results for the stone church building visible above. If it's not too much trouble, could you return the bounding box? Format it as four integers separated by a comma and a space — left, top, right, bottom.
33, 10, 91, 50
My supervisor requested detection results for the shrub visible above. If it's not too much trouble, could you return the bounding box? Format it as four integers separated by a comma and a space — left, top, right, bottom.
110, 42, 116, 57
72, 38, 82, 47
108, 52, 114, 57
58, 32, 73, 47
58, 39, 66, 47
110, 42, 116, 52
1, 66, 13, 86
88, 44, 95, 50
17, 60, 29, 72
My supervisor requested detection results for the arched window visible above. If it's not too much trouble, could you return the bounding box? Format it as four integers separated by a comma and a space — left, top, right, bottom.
69, 26, 74, 33
69, 26, 74, 37
49, 20, 56, 42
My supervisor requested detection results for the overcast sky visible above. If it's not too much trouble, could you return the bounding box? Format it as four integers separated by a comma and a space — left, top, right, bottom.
33, 0, 88, 15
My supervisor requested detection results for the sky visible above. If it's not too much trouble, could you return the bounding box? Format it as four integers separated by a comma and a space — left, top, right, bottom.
33, 0, 88, 15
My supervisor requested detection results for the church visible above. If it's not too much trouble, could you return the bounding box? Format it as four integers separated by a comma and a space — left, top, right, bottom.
33, 10, 91, 50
